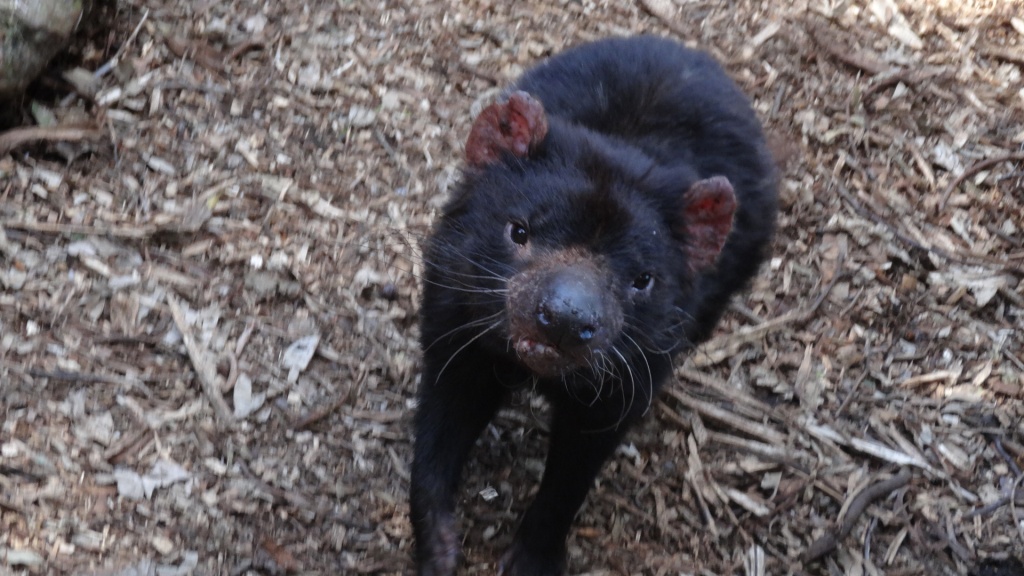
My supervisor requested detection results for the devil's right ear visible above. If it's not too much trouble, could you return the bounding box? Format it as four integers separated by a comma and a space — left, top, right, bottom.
465, 91, 548, 167
677, 176, 737, 274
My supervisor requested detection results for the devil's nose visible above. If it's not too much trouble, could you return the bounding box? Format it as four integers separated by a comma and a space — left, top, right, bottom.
536, 269, 602, 349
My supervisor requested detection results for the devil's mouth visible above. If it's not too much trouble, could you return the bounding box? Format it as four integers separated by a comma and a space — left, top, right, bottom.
513, 337, 579, 377
514, 338, 560, 360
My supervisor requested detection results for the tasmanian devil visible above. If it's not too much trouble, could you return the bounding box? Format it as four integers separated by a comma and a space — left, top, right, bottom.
410, 35, 778, 576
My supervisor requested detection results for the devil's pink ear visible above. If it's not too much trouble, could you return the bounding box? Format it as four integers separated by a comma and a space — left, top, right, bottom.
465, 91, 548, 167
680, 176, 737, 273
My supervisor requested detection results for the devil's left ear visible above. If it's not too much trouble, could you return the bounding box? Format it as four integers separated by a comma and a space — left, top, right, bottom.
678, 175, 737, 273
464, 91, 548, 168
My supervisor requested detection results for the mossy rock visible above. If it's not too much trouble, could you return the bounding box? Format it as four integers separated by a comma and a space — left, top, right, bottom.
0, 0, 84, 98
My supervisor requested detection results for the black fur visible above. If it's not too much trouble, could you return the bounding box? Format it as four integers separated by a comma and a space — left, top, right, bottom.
411, 35, 778, 576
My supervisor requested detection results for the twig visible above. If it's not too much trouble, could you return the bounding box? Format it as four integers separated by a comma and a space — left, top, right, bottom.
963, 490, 1024, 519
864, 516, 878, 563
103, 427, 154, 465
234, 321, 256, 358
705, 430, 811, 474
803, 468, 913, 563
1014, 474, 1024, 543
993, 436, 1024, 478
637, 0, 690, 41
938, 152, 1024, 210
1, 219, 156, 239
836, 184, 1023, 275
59, 9, 150, 107
900, 370, 959, 389
1004, 348, 1024, 373
154, 81, 231, 94
979, 46, 1024, 67
666, 387, 787, 445
235, 459, 312, 509
220, 320, 256, 394
806, 23, 886, 75
7, 364, 153, 397
164, 35, 225, 73
456, 60, 500, 85
0, 216, 211, 240
863, 67, 947, 100
690, 257, 842, 367
943, 513, 973, 563
834, 370, 868, 417
25, 368, 130, 386
113, 10, 152, 67
0, 495, 29, 515
221, 350, 239, 394
805, 252, 846, 317
167, 295, 235, 429
227, 37, 268, 62
292, 397, 344, 431
0, 465, 45, 483
374, 128, 412, 181
0, 124, 103, 155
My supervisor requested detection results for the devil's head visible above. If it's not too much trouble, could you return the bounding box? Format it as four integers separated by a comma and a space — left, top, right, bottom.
424, 91, 737, 387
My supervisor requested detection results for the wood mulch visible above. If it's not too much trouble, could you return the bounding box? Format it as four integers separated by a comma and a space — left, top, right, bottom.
1, 0, 1022, 574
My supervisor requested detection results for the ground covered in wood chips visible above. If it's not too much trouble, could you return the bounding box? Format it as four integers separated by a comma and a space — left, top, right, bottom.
2, 0, 1023, 574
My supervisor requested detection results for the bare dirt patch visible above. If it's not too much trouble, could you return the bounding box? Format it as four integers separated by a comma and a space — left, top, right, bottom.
2, 1, 1022, 574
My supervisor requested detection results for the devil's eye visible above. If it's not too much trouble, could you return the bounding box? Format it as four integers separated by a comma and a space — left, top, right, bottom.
632, 272, 654, 291
507, 221, 529, 245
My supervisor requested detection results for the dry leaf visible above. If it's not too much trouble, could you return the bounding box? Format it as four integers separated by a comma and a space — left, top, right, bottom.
283, 333, 320, 383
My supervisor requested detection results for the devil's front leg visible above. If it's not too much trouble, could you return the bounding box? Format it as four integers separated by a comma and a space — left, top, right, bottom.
410, 354, 506, 576
499, 400, 634, 576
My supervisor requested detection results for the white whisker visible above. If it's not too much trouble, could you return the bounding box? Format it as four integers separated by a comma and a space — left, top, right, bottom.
435, 320, 503, 382
622, 334, 654, 417
426, 310, 505, 351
